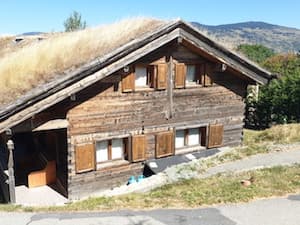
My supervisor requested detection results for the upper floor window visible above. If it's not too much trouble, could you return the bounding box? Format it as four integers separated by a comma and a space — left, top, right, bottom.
122, 64, 167, 92
135, 65, 148, 87
175, 63, 213, 88
186, 65, 197, 85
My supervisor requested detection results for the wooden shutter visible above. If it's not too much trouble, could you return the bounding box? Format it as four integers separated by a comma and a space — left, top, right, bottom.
200, 127, 207, 146
195, 64, 204, 85
175, 63, 186, 88
156, 64, 167, 90
131, 135, 146, 162
203, 64, 213, 87
207, 124, 224, 148
147, 65, 156, 88
156, 131, 174, 158
75, 143, 95, 173
122, 67, 135, 92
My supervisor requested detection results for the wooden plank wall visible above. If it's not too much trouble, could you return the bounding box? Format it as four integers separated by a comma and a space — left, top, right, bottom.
66, 45, 248, 199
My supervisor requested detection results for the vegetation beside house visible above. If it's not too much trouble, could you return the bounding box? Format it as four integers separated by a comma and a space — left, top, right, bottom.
237, 44, 300, 129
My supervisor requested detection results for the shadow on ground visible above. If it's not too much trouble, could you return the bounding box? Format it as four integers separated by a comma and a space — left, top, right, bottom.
29, 208, 236, 225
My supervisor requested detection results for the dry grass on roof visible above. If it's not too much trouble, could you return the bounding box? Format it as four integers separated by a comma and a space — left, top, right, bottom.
0, 17, 165, 106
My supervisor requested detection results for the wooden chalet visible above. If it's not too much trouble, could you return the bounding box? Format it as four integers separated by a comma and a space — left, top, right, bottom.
0, 19, 273, 202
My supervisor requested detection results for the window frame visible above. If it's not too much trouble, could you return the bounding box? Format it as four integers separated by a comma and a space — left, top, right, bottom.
95, 138, 128, 165
175, 126, 207, 149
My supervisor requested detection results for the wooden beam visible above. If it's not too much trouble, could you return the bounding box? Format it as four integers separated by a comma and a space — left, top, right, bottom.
32, 119, 68, 132
166, 55, 174, 119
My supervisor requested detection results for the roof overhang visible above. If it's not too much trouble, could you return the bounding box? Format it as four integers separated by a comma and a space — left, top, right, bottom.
32, 119, 68, 132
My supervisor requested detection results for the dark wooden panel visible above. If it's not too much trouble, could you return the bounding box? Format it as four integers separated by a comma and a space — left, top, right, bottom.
156, 64, 167, 90
75, 143, 95, 173
207, 124, 224, 148
122, 69, 135, 93
175, 63, 186, 88
155, 131, 174, 158
131, 135, 146, 162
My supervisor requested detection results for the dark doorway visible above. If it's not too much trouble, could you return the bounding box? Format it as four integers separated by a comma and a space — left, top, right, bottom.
13, 129, 68, 197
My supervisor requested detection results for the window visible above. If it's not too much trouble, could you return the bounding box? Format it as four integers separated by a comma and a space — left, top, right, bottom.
175, 130, 185, 148
174, 63, 213, 88
135, 66, 148, 87
175, 127, 206, 149
186, 65, 197, 84
187, 128, 200, 145
96, 138, 126, 163
122, 64, 167, 92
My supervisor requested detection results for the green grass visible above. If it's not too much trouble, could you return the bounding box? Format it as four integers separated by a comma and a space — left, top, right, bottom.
203, 124, 300, 168
1, 164, 300, 211
244, 123, 300, 145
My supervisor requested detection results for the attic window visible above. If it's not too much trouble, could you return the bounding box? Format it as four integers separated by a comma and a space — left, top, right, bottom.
186, 65, 197, 84
135, 65, 148, 87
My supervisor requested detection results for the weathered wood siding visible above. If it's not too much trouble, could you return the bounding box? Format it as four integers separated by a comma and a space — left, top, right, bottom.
66, 45, 248, 199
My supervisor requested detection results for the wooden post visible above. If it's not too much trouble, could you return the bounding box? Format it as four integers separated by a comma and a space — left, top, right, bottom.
167, 55, 174, 119
6, 139, 16, 204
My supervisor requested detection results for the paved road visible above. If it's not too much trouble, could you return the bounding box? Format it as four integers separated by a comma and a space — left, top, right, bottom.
1, 194, 299, 225
200, 147, 300, 178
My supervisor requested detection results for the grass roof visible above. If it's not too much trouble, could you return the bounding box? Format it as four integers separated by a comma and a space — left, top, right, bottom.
0, 18, 165, 106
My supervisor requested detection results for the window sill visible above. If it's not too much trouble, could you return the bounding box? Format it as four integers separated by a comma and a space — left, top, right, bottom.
135, 86, 155, 92
96, 159, 129, 170
185, 84, 202, 88
175, 145, 206, 155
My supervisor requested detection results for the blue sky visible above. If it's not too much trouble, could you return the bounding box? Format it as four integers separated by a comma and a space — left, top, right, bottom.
1, 0, 300, 34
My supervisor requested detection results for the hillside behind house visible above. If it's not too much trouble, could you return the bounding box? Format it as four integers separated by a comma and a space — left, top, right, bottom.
192, 21, 300, 53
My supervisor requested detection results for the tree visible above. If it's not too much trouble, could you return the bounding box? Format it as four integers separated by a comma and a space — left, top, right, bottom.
64, 11, 87, 32
246, 53, 300, 129
236, 44, 275, 65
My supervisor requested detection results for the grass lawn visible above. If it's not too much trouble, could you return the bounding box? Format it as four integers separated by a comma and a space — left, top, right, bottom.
203, 123, 300, 168
1, 164, 299, 212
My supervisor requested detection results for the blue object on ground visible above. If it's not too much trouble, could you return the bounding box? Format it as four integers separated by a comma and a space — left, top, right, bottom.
128, 176, 137, 185
137, 175, 145, 182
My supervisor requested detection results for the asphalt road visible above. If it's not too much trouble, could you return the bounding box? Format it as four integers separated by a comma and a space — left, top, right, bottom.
1, 194, 300, 225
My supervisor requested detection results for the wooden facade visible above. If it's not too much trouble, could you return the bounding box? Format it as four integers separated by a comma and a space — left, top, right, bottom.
0, 20, 273, 201
65, 44, 248, 198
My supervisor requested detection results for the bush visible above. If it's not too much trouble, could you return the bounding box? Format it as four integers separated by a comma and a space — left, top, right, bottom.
246, 53, 300, 128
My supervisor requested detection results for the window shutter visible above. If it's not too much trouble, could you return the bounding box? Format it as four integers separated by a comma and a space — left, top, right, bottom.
200, 127, 207, 146
195, 64, 204, 84
75, 143, 95, 173
122, 67, 135, 92
147, 65, 156, 88
175, 63, 186, 88
203, 64, 213, 87
207, 124, 224, 148
131, 135, 146, 162
156, 64, 167, 90
156, 131, 174, 158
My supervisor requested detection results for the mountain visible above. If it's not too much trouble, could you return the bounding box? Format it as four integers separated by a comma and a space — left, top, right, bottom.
192, 21, 300, 53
